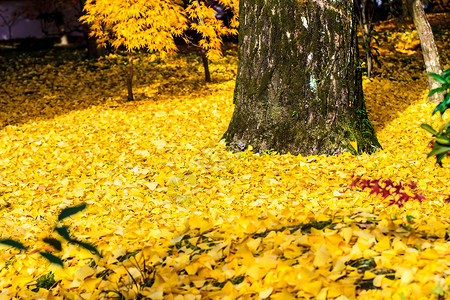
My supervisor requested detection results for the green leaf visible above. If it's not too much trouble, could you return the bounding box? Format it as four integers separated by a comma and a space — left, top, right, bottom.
35, 273, 56, 290
0, 238, 28, 251
54, 226, 72, 242
420, 124, 437, 135
39, 252, 64, 267
438, 121, 450, 132
433, 102, 448, 116
428, 86, 448, 97
428, 73, 447, 84
436, 136, 450, 145
428, 143, 450, 157
442, 68, 450, 78
42, 238, 63, 251
434, 152, 446, 167
58, 203, 87, 221
444, 93, 450, 104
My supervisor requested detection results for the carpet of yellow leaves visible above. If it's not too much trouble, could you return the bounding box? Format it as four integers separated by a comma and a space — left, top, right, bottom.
0, 14, 450, 299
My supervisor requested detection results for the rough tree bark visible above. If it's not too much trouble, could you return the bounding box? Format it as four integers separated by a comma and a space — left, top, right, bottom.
223, 0, 381, 156
404, 0, 443, 103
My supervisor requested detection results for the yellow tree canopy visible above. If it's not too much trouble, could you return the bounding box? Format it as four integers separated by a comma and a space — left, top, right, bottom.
81, 0, 238, 60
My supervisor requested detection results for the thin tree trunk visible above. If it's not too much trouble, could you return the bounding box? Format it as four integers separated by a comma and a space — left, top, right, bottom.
193, 0, 213, 82
201, 50, 211, 82
405, 0, 443, 103
366, 49, 373, 78
355, 0, 375, 79
223, 0, 381, 156
127, 51, 134, 102
8, 26, 13, 46
0, 14, 15, 44
362, 11, 373, 79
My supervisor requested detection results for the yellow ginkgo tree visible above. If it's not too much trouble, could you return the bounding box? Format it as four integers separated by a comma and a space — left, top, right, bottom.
81, 0, 238, 100
185, 0, 238, 81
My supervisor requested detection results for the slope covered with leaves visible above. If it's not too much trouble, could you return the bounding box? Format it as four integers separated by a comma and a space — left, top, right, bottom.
0, 14, 449, 299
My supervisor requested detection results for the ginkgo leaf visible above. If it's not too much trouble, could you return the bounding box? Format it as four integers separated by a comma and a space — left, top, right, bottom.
313, 244, 330, 267
259, 287, 274, 299
349, 140, 358, 152
74, 265, 96, 281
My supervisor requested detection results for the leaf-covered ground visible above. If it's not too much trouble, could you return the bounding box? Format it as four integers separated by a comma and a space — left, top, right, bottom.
0, 13, 450, 299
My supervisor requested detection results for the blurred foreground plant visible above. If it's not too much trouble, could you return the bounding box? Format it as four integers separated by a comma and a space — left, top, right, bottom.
0, 203, 101, 267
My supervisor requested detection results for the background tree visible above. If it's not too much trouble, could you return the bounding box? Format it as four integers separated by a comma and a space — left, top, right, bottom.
82, 0, 188, 101
0, 6, 22, 42
74, 0, 108, 59
187, 0, 238, 82
82, 0, 238, 100
223, 0, 381, 156
403, 0, 443, 103
22, 0, 82, 45
354, 0, 378, 79
184, 0, 238, 82
16, 0, 106, 57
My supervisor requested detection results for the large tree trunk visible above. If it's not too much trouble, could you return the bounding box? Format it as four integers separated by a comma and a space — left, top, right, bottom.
404, 0, 443, 103
223, 0, 381, 156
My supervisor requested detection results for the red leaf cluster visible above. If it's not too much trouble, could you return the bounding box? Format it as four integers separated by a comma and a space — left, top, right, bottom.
349, 175, 427, 207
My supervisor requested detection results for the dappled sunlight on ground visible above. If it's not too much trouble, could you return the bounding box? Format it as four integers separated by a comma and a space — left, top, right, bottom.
0, 14, 449, 299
